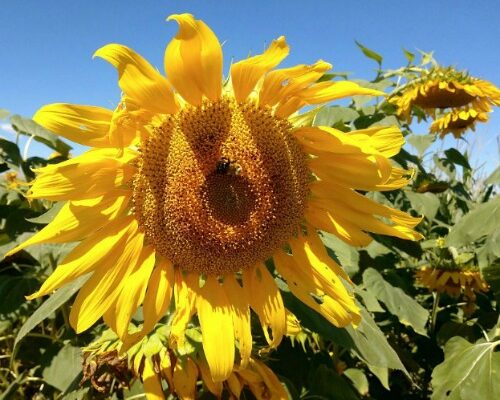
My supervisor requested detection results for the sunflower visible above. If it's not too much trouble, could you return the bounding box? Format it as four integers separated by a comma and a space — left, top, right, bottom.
415, 266, 489, 300
430, 107, 489, 138
83, 327, 288, 400
390, 67, 500, 123
6, 14, 422, 381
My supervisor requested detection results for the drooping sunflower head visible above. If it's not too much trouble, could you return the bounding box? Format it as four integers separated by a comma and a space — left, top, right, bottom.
390, 66, 500, 126
429, 107, 489, 138
8, 13, 424, 382
415, 265, 489, 302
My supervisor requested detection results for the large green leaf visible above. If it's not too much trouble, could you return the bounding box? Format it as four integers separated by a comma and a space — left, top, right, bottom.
0, 109, 10, 120
0, 138, 22, 170
406, 191, 440, 221
444, 148, 471, 170
363, 268, 429, 336
10, 115, 72, 156
42, 344, 82, 392
321, 231, 359, 276
406, 134, 435, 157
14, 274, 90, 349
26, 201, 64, 224
312, 106, 360, 127
344, 368, 369, 396
282, 286, 407, 389
346, 308, 409, 387
446, 196, 500, 248
309, 364, 360, 400
431, 337, 500, 400
485, 166, 500, 185
482, 260, 500, 303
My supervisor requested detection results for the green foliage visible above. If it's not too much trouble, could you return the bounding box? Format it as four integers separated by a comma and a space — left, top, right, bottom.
362, 268, 429, 336
431, 337, 500, 400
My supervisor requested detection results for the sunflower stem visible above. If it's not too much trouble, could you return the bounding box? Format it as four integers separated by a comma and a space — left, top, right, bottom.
430, 291, 441, 335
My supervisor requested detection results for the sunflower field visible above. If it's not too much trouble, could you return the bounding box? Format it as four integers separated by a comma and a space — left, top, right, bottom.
0, 13, 499, 400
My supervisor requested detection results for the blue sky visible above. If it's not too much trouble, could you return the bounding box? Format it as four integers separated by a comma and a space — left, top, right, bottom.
0, 0, 498, 174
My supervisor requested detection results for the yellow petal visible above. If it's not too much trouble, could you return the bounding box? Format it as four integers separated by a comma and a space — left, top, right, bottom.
274, 250, 359, 327
298, 80, 385, 104
69, 221, 144, 333
173, 358, 198, 400
143, 357, 165, 400
250, 359, 289, 400
223, 274, 252, 368
231, 36, 289, 102
227, 373, 243, 398
348, 126, 404, 158
196, 276, 235, 382
141, 259, 174, 335
260, 60, 331, 106
289, 233, 359, 315
197, 358, 223, 397
295, 126, 370, 155
27, 215, 136, 299
243, 263, 286, 347
312, 181, 422, 227
170, 270, 197, 348
309, 153, 392, 190
305, 206, 373, 247
310, 197, 423, 242
114, 246, 156, 339
94, 44, 177, 114
33, 103, 113, 147
165, 14, 222, 105
28, 149, 136, 201
5, 194, 129, 257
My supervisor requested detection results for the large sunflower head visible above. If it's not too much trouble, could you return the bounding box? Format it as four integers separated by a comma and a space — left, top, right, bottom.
7, 14, 423, 382
390, 66, 500, 124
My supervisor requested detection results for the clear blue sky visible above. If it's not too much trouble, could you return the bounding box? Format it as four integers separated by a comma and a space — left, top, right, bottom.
0, 0, 498, 173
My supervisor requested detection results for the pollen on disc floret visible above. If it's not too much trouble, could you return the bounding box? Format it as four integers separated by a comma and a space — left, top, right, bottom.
133, 97, 310, 274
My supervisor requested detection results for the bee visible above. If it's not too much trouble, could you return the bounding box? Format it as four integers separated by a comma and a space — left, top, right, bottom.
216, 157, 241, 175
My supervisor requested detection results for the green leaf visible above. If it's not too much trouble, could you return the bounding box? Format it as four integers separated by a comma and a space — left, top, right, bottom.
446, 196, 500, 248
312, 106, 360, 127
309, 365, 360, 400
485, 166, 500, 185
403, 48, 415, 64
444, 148, 471, 170
0, 109, 10, 120
346, 308, 409, 387
406, 134, 435, 157
431, 337, 500, 400
355, 41, 383, 66
355, 286, 384, 313
406, 191, 440, 221
26, 202, 64, 224
363, 268, 429, 336
483, 260, 500, 304
14, 274, 90, 349
10, 115, 72, 156
0, 275, 38, 315
42, 344, 82, 392
321, 231, 359, 276
344, 368, 369, 396
0, 138, 22, 169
